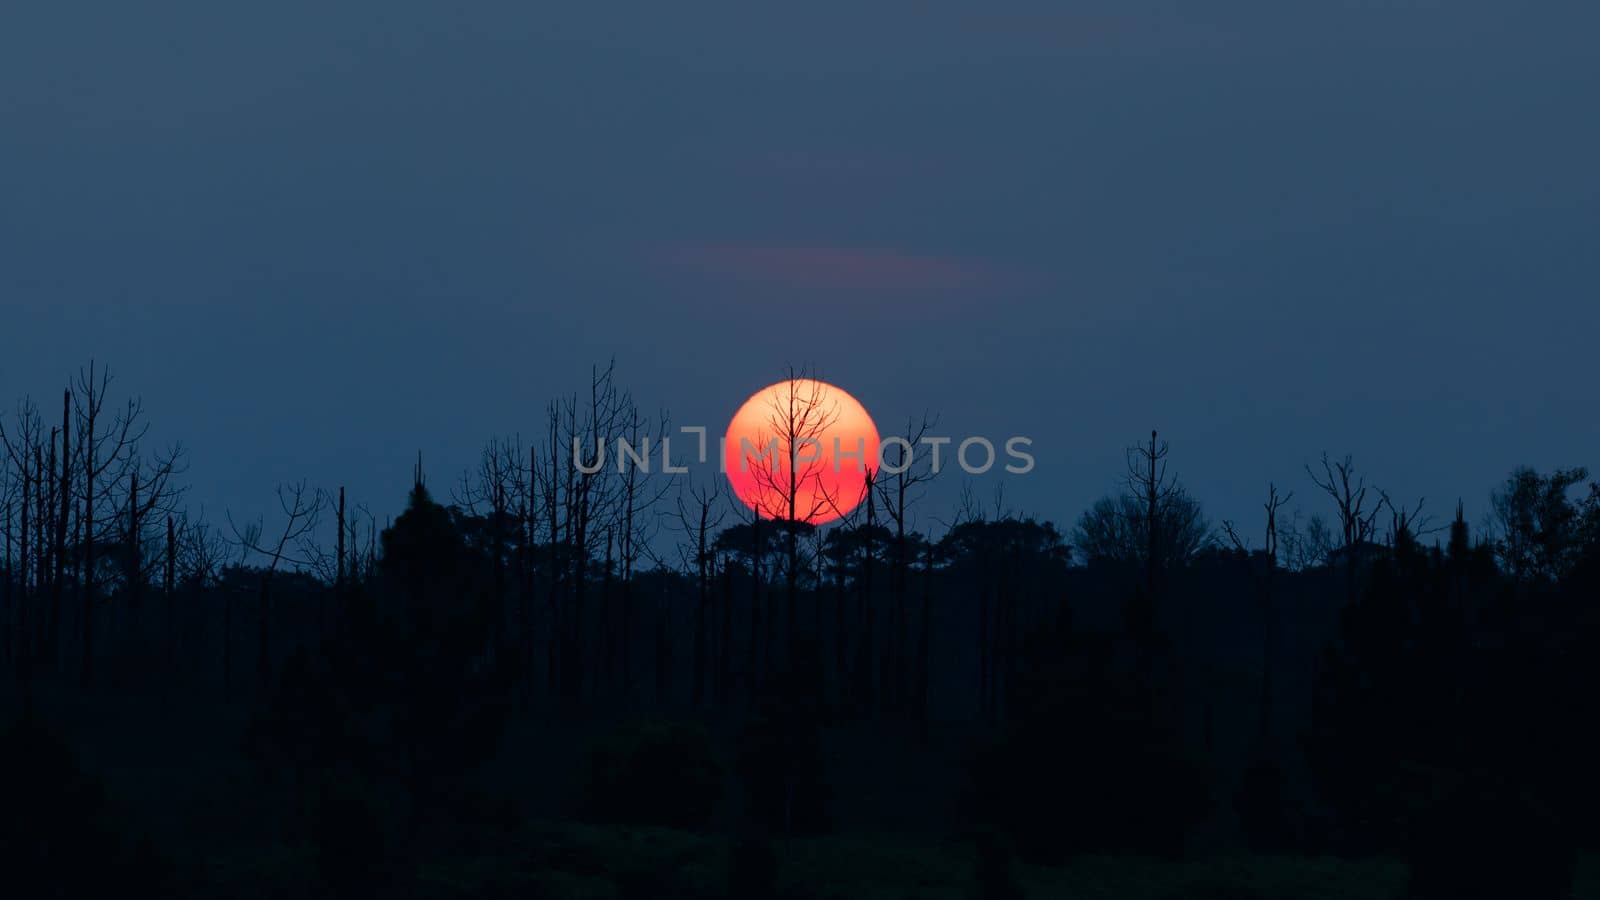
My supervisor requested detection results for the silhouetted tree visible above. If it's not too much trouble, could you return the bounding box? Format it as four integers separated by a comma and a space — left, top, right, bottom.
676, 478, 727, 708
229, 480, 321, 688
744, 370, 847, 662
1307, 453, 1384, 604
1073, 433, 1210, 582
875, 413, 939, 719
1490, 465, 1590, 582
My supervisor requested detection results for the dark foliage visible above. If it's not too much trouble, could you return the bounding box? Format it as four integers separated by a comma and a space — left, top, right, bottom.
1303, 499, 1597, 900
967, 616, 1209, 863
5, 364, 1600, 895
582, 718, 723, 829
737, 640, 831, 836
0, 710, 173, 898
245, 483, 517, 892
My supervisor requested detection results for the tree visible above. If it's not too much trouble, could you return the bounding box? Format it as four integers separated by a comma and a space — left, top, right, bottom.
1490, 466, 1590, 582
612, 406, 675, 700
1072, 437, 1210, 575
1221, 483, 1297, 852
941, 514, 1072, 720
455, 436, 523, 663
229, 481, 322, 688
0, 398, 43, 682
1306, 453, 1384, 604
0, 364, 186, 686
558, 362, 628, 703
1220, 482, 1293, 745
675, 478, 727, 708
874, 413, 939, 718
743, 371, 846, 659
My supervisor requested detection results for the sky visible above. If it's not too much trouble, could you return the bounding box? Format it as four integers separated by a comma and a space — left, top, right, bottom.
3, 1, 1597, 546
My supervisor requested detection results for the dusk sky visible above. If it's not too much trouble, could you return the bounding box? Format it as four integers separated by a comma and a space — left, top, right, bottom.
4, 1, 1597, 539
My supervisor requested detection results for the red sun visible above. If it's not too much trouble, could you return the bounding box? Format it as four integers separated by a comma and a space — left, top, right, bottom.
723, 379, 880, 525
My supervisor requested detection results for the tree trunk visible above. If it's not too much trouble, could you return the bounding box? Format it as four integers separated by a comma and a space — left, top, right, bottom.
19, 462, 31, 684
601, 526, 614, 694
719, 556, 732, 705
165, 515, 175, 670
81, 376, 97, 688
692, 504, 709, 706
51, 391, 71, 665
257, 573, 272, 687
918, 539, 933, 738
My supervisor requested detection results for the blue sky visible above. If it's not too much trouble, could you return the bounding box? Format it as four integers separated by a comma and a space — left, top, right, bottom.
3, 1, 1597, 541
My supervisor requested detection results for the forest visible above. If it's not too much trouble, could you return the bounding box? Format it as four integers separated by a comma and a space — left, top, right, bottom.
3, 361, 1597, 899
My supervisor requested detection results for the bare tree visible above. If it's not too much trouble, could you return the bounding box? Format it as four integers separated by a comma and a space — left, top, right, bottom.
613, 406, 675, 699
1127, 430, 1210, 590
554, 361, 628, 702
1072, 433, 1210, 576
457, 436, 525, 660
51, 389, 73, 665
1306, 453, 1384, 601
229, 481, 322, 687
1377, 489, 1435, 552
178, 511, 229, 589
675, 477, 727, 707
1220, 483, 1293, 745
68, 363, 186, 685
1, 468, 15, 672
744, 371, 844, 656
0, 399, 43, 679
1278, 511, 1334, 571
536, 401, 564, 696
874, 413, 939, 717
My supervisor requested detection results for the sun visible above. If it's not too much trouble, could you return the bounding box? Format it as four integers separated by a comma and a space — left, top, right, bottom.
723, 378, 880, 525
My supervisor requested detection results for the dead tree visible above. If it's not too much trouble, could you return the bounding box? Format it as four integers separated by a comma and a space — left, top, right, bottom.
70, 363, 184, 686
537, 401, 564, 696
2, 474, 14, 670
746, 371, 843, 660
1377, 489, 1434, 552
520, 441, 542, 706
556, 361, 626, 703
613, 406, 674, 701
0, 399, 43, 679
1221, 483, 1293, 745
229, 481, 322, 688
50, 390, 73, 665
164, 514, 176, 667
1127, 430, 1186, 603
675, 477, 727, 707
336, 487, 346, 596
457, 436, 524, 662
717, 548, 733, 705
1306, 453, 1384, 602
874, 413, 938, 717
858, 472, 879, 714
